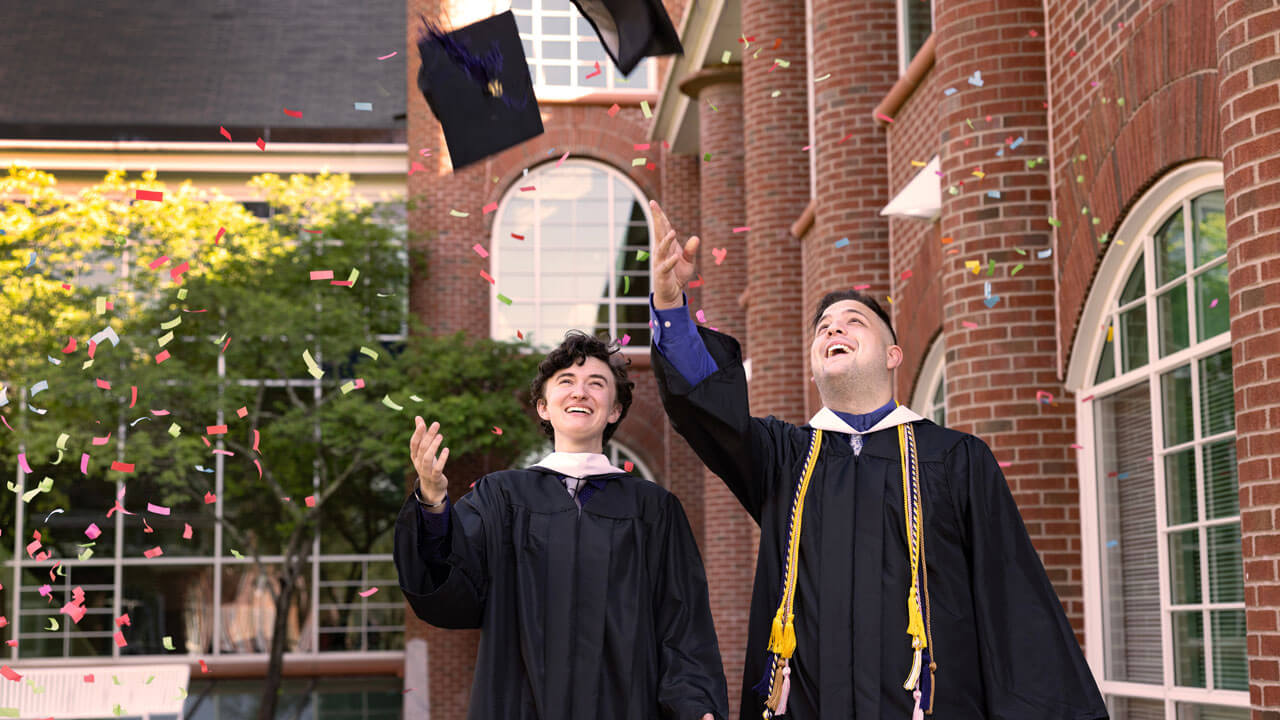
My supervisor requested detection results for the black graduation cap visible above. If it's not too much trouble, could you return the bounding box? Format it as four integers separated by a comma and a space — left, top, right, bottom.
417, 11, 544, 171
570, 0, 684, 77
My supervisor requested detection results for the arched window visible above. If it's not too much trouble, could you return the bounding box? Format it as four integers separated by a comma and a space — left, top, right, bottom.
490, 159, 652, 350
1068, 162, 1245, 718
510, 0, 657, 99
912, 336, 946, 427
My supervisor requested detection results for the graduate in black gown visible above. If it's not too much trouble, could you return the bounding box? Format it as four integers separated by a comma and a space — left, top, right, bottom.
394, 331, 729, 720
644, 201, 1108, 720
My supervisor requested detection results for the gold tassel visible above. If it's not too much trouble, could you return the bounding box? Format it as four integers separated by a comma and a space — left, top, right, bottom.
906, 587, 926, 643
779, 614, 796, 658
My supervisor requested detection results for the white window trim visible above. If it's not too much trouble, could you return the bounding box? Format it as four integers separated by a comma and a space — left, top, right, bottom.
806, 0, 817, 201
512, 0, 657, 98
489, 157, 655, 352
911, 335, 945, 424
895, 0, 935, 76
1068, 162, 1246, 715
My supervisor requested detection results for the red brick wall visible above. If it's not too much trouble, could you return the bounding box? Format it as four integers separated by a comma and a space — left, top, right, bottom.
933, 0, 1086, 639
1047, 0, 1220, 373
1216, 1, 1280, 715
742, 0, 810, 427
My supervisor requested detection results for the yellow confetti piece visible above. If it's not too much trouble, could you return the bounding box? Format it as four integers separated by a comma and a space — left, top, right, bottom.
721, 50, 732, 63
382, 395, 404, 411
96, 297, 107, 315
340, 380, 358, 395
176, 687, 188, 700
176, 288, 188, 300
640, 101, 652, 118
302, 349, 324, 379
774, 59, 790, 68
158, 331, 173, 347
449, 209, 470, 217
78, 547, 94, 561
1106, 326, 1114, 342
46, 617, 59, 631
230, 549, 244, 559
632, 158, 646, 166
167, 423, 181, 438
971, 170, 985, 179
359, 346, 379, 360
814, 72, 832, 82
160, 316, 182, 330
409, 395, 424, 402
770, 90, 781, 97
910, 160, 926, 167
346, 268, 360, 285
965, 260, 981, 274
163, 636, 175, 650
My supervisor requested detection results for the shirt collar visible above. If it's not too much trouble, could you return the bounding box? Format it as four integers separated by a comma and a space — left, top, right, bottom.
530, 451, 625, 479
808, 404, 925, 435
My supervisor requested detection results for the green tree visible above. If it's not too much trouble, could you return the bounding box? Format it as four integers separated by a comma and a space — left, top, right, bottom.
1, 168, 545, 719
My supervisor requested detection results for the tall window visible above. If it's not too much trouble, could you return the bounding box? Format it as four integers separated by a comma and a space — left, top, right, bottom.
491, 160, 653, 349
912, 337, 946, 427
897, 0, 932, 74
511, 0, 656, 98
1073, 165, 1245, 719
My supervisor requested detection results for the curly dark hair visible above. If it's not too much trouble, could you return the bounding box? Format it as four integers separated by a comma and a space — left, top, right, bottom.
811, 289, 898, 346
530, 331, 635, 445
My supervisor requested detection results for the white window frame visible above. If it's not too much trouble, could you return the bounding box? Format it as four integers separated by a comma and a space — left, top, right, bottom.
895, 0, 934, 75
911, 335, 945, 426
489, 158, 654, 352
1069, 161, 1246, 716
511, 0, 657, 100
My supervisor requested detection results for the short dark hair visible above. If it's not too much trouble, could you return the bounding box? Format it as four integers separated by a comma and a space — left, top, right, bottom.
811, 290, 898, 346
530, 331, 635, 445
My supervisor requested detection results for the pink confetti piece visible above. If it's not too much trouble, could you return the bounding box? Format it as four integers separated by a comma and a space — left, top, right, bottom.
282, 107, 303, 118
961, 321, 978, 329
377, 50, 398, 60
1209, 298, 1218, 308
129, 386, 137, 408
155, 350, 170, 364
480, 270, 496, 285
143, 547, 164, 559
253, 459, 263, 479
148, 256, 169, 270
555, 151, 570, 167
358, 587, 379, 598
620, 334, 631, 346
214, 226, 226, 243
1070, 443, 1085, 450
482, 202, 498, 215
169, 261, 189, 283
95, 378, 111, 390
997, 461, 1013, 468
236, 406, 248, 418
199, 659, 209, 673
304, 495, 316, 507
204, 491, 217, 504
900, 270, 913, 280
92, 433, 112, 446
853, 284, 871, 291
110, 461, 134, 473
519, 185, 535, 192
492, 426, 503, 435
695, 309, 707, 323
61, 336, 77, 353
623, 460, 635, 472
83, 673, 94, 683
146, 503, 171, 516
585, 61, 602, 79
732, 226, 750, 233
60, 602, 86, 624
183, 523, 193, 540
711, 247, 727, 265
219, 126, 232, 141
252, 428, 261, 453
875, 111, 895, 124
634, 143, 651, 151
17, 454, 32, 474
309, 270, 335, 280
85, 523, 102, 540
212, 449, 234, 457
472, 243, 489, 258
114, 631, 128, 648
80, 453, 89, 475
206, 425, 228, 435
607, 103, 620, 117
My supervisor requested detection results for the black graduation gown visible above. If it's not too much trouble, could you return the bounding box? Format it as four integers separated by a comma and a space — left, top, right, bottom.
653, 328, 1109, 720
394, 466, 730, 720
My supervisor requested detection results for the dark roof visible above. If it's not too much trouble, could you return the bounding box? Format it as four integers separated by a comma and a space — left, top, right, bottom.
0, 0, 406, 135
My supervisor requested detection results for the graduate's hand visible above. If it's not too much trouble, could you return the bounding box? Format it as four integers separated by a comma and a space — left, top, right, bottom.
700, 714, 713, 720
650, 200, 699, 310
410, 417, 449, 510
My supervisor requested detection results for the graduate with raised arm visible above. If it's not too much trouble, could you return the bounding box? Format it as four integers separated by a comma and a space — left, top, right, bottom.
394, 330, 728, 720
645, 201, 1108, 720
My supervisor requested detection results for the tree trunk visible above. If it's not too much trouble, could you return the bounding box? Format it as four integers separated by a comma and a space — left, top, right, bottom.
256, 567, 297, 720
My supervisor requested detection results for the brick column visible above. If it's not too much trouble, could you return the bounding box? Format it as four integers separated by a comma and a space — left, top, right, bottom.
407, 0, 491, 337
742, 0, 809, 425
805, 0, 896, 329
404, 1, 492, 716
1216, 1, 1280, 714
680, 65, 756, 713
934, 0, 1086, 638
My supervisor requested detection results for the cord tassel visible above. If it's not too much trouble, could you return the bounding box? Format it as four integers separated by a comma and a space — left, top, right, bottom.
903, 646, 922, 691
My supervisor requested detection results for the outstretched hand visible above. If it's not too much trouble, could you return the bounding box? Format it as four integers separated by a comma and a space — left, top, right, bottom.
650, 200, 699, 310
409, 417, 449, 510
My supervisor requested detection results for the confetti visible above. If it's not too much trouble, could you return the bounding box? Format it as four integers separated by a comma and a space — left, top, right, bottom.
382, 396, 404, 411
110, 461, 134, 473
0, 666, 21, 682
556, 151, 570, 167
283, 108, 302, 118
480, 270, 496, 285
358, 587, 379, 598
472, 243, 489, 258
135, 190, 163, 202
732, 226, 751, 233
875, 112, 894, 124
354, 102, 373, 111
585, 61, 601, 79
143, 547, 163, 559
163, 636, 175, 650
378, 51, 397, 60
967, 71, 984, 86
309, 270, 335, 280
712, 248, 727, 265
219, 126, 232, 141
256, 137, 266, 151
835, 238, 850, 248
492, 426, 503, 435
482, 202, 498, 215
146, 503, 171, 516
640, 100, 652, 118
449, 209, 470, 218
1209, 298, 1218, 308
183, 524, 193, 540
497, 293, 512, 305
607, 104, 620, 117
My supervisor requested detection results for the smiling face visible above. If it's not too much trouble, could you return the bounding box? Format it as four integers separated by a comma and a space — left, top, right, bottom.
809, 299, 903, 408
535, 356, 624, 453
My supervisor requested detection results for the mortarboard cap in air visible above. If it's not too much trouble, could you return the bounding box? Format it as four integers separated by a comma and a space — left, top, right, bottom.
570, 0, 684, 77
416, 11, 544, 171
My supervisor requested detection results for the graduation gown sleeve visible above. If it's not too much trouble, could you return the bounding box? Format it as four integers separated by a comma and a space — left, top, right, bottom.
950, 435, 1108, 719
394, 477, 500, 630
653, 493, 731, 720
652, 327, 797, 521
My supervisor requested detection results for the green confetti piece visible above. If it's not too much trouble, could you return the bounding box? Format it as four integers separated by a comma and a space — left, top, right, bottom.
708, 102, 718, 112
640, 101, 652, 118
1098, 232, 1111, 243
623, 276, 631, 294
703, 152, 712, 162
163, 636, 175, 650
160, 316, 183, 329
112, 675, 122, 685
497, 294, 512, 305
1077, 154, 1087, 161
78, 547, 94, 562
449, 209, 470, 217
1076, 175, 1085, 183
987, 260, 996, 276
145, 675, 156, 684
359, 346, 379, 360
113, 704, 125, 717
1091, 217, 1101, 225
1011, 263, 1024, 276
167, 423, 181, 438
381, 395, 404, 411
230, 549, 244, 559
214, 332, 229, 345
1015, 248, 1027, 256
20, 476, 54, 504
1081, 206, 1090, 215
176, 687, 189, 700
25, 678, 44, 694
636, 250, 650, 261
177, 288, 188, 300
0, 708, 19, 717
721, 50, 732, 63
1047, 217, 1062, 228
1116, 97, 1125, 106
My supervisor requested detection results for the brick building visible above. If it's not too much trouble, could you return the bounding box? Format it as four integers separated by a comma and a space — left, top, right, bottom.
404, 0, 1280, 718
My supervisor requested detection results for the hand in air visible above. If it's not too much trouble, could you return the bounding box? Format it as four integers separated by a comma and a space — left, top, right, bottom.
409, 417, 449, 508
649, 199, 699, 310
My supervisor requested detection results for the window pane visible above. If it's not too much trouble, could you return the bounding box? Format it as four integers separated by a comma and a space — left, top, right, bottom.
1195, 261, 1229, 342
1176, 702, 1251, 720
1192, 191, 1227, 266
1169, 528, 1202, 604
1120, 306, 1148, 372
219, 564, 311, 653
1110, 697, 1167, 720
1207, 524, 1243, 603
1199, 350, 1235, 435
1210, 610, 1248, 691
1204, 440, 1239, 519
1119, 261, 1145, 304
1164, 448, 1197, 525
1172, 610, 1206, 688
931, 374, 946, 427
514, 12, 533, 33
1156, 207, 1187, 285
1162, 364, 1193, 447
542, 15, 571, 35
542, 41, 571, 59
121, 565, 215, 654
903, 0, 933, 63
1158, 282, 1190, 356
1095, 327, 1116, 383
17, 565, 114, 659
1095, 385, 1162, 683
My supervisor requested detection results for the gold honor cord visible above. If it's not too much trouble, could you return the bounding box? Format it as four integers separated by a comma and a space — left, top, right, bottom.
898, 422, 936, 717
763, 429, 823, 719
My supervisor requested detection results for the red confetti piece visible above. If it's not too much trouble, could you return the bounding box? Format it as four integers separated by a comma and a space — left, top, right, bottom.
688, 274, 705, 289
199, 659, 209, 673
482, 201, 498, 215
519, 186, 535, 192
136, 189, 163, 202
143, 546, 163, 559
142, 517, 154, 533
472, 243, 489, 258
214, 226, 226, 244
129, 386, 137, 408
84, 674, 94, 683
219, 126, 232, 141
510, 233, 525, 240
409, 160, 427, 176
480, 270, 496, 285
283, 107, 303, 118
170, 261, 189, 282
256, 137, 266, 151
222, 336, 232, 353
204, 492, 217, 504
1, 665, 22, 682
206, 424, 228, 435
110, 461, 134, 473
304, 495, 316, 507
585, 61, 602, 79
623, 461, 634, 472
95, 378, 111, 389
155, 350, 170, 364
607, 103, 620, 117
148, 256, 169, 270
61, 336, 77, 353
114, 631, 127, 647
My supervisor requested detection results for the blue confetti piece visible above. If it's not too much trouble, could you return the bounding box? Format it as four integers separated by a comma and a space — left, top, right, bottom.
1116, 472, 1129, 480
943, 87, 957, 96
1106, 540, 1119, 549
46, 356, 61, 366
26, 251, 36, 269
995, 149, 1005, 157
1010, 136, 1025, 150
353, 102, 373, 111
983, 295, 1001, 308
1036, 248, 1052, 259
967, 71, 984, 87
129, 416, 152, 427
987, 190, 1001, 198
834, 238, 850, 248
194, 465, 215, 474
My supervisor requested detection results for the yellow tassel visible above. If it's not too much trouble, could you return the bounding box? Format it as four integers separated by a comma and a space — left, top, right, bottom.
778, 614, 797, 658
906, 588, 926, 644
769, 612, 785, 653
